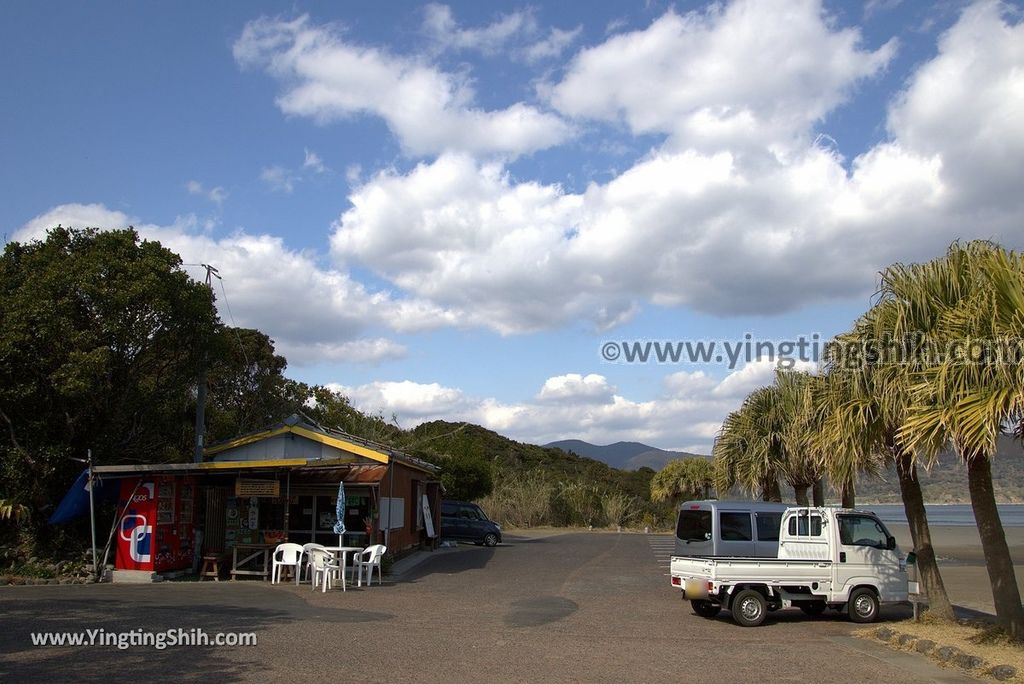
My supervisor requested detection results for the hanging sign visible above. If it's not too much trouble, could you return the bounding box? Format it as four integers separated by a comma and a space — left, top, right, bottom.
235, 478, 280, 497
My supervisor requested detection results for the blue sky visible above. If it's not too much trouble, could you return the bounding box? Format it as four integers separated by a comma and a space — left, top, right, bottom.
4, 0, 1024, 453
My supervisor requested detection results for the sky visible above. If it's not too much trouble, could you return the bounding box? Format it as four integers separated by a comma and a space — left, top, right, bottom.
3, 0, 1024, 454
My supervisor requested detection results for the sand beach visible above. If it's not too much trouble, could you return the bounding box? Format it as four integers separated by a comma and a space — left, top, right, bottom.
888, 523, 1024, 615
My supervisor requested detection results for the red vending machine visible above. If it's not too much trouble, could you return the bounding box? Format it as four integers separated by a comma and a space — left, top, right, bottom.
116, 475, 196, 572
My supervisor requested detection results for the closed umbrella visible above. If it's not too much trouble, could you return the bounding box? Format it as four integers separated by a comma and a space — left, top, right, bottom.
333, 480, 347, 546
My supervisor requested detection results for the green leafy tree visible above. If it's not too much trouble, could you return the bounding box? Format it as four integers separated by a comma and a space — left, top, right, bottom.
204, 327, 307, 443
0, 227, 218, 547
438, 452, 493, 502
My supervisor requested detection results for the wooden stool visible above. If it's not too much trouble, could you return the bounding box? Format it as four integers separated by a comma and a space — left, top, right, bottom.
200, 554, 222, 581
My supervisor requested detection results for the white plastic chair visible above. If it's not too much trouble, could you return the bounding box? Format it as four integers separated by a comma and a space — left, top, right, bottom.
308, 548, 342, 593
300, 543, 326, 584
352, 544, 387, 587
271, 543, 304, 584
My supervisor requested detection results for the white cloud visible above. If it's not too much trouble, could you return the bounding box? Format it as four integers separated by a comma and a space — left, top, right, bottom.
303, 148, 328, 174
550, 0, 895, 151
422, 4, 580, 63
186, 180, 228, 206
234, 14, 571, 157
536, 373, 615, 404
13, 203, 438, 367
522, 26, 581, 63
260, 165, 297, 193
886, 1, 1024, 214
330, 1, 1024, 330
422, 4, 534, 55
335, 362, 804, 453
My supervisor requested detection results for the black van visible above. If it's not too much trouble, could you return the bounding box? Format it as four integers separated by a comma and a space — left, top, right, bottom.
440, 500, 502, 547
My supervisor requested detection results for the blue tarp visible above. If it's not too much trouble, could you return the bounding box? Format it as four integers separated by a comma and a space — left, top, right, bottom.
48, 469, 119, 524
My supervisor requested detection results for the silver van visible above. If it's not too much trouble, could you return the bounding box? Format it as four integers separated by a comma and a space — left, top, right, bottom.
674, 500, 789, 557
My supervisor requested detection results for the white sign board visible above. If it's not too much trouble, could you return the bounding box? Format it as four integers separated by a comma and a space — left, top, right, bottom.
422, 496, 435, 538
379, 497, 404, 530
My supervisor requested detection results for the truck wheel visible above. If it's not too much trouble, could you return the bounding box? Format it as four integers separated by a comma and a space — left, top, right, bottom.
691, 600, 721, 618
731, 589, 767, 627
847, 588, 879, 623
799, 601, 827, 617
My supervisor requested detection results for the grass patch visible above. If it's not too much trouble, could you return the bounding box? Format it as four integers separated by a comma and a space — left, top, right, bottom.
856, 615, 1024, 681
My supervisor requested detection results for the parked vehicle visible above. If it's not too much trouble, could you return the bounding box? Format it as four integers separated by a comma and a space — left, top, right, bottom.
441, 500, 502, 547
670, 507, 912, 627
674, 500, 789, 558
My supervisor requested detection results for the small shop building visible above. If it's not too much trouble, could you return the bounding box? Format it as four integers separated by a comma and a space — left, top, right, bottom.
83, 414, 441, 580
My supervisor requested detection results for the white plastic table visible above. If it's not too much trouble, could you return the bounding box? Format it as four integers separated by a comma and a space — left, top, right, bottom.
321, 546, 363, 591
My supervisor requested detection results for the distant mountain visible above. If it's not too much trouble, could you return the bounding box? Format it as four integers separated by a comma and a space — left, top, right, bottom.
545, 439, 705, 470
855, 434, 1024, 504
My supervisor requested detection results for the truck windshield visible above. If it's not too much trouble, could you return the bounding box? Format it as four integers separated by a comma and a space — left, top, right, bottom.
676, 510, 712, 542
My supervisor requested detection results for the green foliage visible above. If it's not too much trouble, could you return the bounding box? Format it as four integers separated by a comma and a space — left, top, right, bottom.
650, 457, 714, 504
0, 227, 219, 552
437, 452, 493, 501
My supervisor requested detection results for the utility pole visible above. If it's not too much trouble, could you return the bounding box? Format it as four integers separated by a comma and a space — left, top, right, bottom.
194, 264, 219, 463
87, 449, 98, 580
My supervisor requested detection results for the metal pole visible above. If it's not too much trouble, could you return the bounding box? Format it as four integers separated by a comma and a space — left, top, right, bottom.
87, 449, 98, 580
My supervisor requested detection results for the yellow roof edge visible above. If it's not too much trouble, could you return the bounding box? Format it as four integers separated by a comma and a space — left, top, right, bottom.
198, 458, 309, 470
203, 426, 290, 455
290, 425, 390, 464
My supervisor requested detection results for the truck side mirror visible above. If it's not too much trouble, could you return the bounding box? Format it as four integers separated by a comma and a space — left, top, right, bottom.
887, 536, 896, 550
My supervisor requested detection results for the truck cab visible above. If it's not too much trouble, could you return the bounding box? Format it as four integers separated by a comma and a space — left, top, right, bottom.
669, 507, 910, 627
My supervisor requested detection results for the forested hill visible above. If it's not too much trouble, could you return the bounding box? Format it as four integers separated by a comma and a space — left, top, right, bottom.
405, 421, 654, 502
855, 434, 1024, 504
545, 439, 703, 470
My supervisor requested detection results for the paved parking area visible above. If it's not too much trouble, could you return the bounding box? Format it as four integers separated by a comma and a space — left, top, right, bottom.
0, 533, 972, 683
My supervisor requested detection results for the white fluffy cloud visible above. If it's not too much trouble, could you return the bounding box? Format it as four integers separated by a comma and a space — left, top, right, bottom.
335, 361, 803, 452
550, 0, 895, 151
330, 2, 1024, 331
12, 203, 444, 366
422, 4, 580, 63
233, 15, 571, 157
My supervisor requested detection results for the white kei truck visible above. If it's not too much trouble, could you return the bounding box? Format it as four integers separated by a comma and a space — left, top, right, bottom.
669, 507, 914, 627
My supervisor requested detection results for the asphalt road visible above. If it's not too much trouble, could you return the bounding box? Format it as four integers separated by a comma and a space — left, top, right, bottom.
0, 533, 974, 683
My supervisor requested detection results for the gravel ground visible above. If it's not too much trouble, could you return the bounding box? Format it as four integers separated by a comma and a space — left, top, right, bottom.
0, 532, 971, 683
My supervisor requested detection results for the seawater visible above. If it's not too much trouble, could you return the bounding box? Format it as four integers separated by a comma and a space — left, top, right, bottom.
863, 503, 1024, 527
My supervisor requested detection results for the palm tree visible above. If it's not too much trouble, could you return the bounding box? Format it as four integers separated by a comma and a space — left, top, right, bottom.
651, 457, 715, 505
893, 242, 1024, 639
713, 387, 784, 502
810, 368, 881, 508
712, 371, 824, 505
818, 328, 954, 621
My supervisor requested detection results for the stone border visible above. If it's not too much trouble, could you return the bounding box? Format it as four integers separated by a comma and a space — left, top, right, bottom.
872, 626, 1018, 681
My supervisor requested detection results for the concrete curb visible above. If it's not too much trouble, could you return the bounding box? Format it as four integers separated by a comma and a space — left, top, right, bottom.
831, 636, 978, 683
388, 545, 462, 579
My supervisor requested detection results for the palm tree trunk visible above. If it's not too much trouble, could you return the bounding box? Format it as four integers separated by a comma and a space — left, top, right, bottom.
793, 484, 809, 506
812, 478, 824, 507
967, 455, 1024, 640
841, 479, 855, 508
760, 478, 782, 502
895, 450, 953, 621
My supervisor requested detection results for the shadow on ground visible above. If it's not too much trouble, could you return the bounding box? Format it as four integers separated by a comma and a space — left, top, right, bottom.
0, 585, 394, 682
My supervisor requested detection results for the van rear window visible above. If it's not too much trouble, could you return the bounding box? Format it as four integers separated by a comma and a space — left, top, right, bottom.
676, 510, 711, 542
719, 512, 752, 541
755, 513, 782, 541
